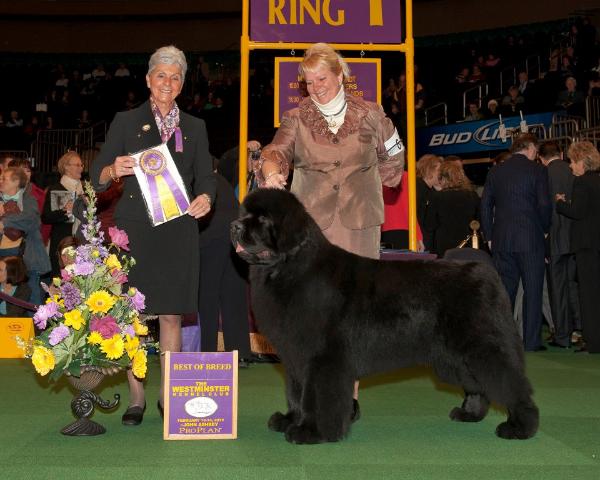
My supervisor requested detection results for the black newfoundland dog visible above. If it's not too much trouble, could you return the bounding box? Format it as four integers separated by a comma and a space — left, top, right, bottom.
231, 189, 539, 444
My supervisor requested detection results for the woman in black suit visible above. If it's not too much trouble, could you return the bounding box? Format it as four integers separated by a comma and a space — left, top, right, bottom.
42, 151, 83, 277
425, 160, 480, 256
91, 45, 216, 425
556, 141, 600, 353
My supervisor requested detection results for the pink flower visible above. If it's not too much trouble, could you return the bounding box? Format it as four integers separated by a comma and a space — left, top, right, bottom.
90, 316, 121, 339
60, 269, 72, 282
109, 226, 130, 251
111, 269, 128, 284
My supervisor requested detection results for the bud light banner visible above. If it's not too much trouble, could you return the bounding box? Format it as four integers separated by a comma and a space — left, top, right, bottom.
416, 112, 556, 156
275, 57, 381, 127
251, 0, 402, 44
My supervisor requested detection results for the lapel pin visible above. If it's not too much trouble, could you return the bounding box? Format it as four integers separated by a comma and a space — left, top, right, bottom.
142, 124, 151, 132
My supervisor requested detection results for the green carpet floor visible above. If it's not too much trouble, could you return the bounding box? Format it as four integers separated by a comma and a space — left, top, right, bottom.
1, 350, 599, 480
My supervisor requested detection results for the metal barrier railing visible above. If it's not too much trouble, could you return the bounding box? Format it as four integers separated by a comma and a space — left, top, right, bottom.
577, 126, 600, 148
500, 66, 516, 98
525, 55, 541, 81
30, 121, 106, 173
586, 96, 600, 129
424, 102, 448, 126
462, 82, 488, 118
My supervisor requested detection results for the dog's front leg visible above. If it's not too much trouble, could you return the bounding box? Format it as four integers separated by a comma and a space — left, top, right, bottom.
268, 370, 302, 432
284, 356, 353, 444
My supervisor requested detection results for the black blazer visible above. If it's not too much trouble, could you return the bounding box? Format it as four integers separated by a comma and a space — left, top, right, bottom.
481, 154, 551, 252
546, 158, 575, 255
0, 283, 32, 317
555, 170, 600, 252
90, 100, 216, 222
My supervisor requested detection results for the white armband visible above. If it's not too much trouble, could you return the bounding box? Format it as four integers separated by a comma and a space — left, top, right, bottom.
384, 128, 404, 157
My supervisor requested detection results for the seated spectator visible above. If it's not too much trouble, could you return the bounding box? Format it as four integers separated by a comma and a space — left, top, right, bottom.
77, 109, 92, 129
114, 62, 131, 77
484, 99, 500, 118
0, 256, 31, 317
501, 85, 525, 115
485, 53, 500, 68
464, 102, 484, 121
424, 161, 480, 256
416, 154, 443, 251
6, 111, 23, 128
588, 75, 600, 97
0, 167, 51, 305
455, 67, 470, 85
468, 65, 486, 83
556, 76, 585, 116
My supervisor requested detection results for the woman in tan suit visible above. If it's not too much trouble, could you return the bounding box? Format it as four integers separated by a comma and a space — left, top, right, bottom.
256, 42, 405, 420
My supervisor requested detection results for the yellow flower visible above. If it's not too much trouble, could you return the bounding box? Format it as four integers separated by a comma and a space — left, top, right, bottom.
92, 249, 100, 258
133, 317, 148, 336
86, 291, 116, 314
45, 295, 64, 307
132, 350, 147, 379
63, 310, 85, 330
87, 331, 103, 345
124, 335, 140, 360
105, 254, 122, 271
100, 334, 125, 360
31, 346, 55, 376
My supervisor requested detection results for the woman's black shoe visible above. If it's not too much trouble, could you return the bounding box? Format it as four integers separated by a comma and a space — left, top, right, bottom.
122, 403, 146, 426
157, 400, 164, 418
351, 399, 361, 423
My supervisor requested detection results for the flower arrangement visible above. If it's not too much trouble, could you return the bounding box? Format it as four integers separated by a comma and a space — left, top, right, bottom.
26, 182, 148, 380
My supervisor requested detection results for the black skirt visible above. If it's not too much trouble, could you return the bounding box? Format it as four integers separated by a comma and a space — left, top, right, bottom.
117, 214, 199, 315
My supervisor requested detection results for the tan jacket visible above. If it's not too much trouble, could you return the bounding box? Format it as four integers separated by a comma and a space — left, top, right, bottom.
257, 95, 404, 230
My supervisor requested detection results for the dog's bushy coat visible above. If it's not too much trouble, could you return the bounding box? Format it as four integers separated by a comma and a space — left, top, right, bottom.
232, 189, 539, 444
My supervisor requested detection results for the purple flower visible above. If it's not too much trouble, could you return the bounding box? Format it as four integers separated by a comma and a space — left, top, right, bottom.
48, 324, 70, 346
33, 302, 61, 329
109, 226, 130, 251
73, 261, 95, 276
122, 325, 135, 337
60, 283, 82, 310
129, 290, 145, 311
90, 316, 121, 339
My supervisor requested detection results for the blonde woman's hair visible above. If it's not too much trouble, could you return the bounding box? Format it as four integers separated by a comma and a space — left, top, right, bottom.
148, 45, 187, 78
416, 154, 442, 179
438, 161, 473, 191
568, 141, 600, 172
299, 43, 350, 81
57, 151, 81, 175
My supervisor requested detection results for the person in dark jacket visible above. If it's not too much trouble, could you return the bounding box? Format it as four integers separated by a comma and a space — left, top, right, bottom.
539, 141, 580, 348
481, 133, 552, 351
556, 141, 600, 353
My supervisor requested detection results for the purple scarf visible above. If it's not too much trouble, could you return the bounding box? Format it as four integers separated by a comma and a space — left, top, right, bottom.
150, 99, 183, 152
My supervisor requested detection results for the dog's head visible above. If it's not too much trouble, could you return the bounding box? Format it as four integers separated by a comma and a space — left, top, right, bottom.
231, 189, 319, 266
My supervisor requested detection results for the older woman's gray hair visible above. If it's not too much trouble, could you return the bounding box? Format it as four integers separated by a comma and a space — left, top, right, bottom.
148, 45, 187, 78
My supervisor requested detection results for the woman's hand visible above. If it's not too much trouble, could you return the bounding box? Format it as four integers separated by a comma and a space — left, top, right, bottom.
555, 193, 566, 202
263, 172, 287, 189
63, 200, 74, 214
0, 203, 5, 217
113, 156, 137, 179
187, 194, 211, 219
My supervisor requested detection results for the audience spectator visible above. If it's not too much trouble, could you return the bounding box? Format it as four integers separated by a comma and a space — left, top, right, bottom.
468, 65, 486, 83
481, 133, 551, 351
0, 256, 31, 317
424, 161, 480, 256
555, 141, 600, 353
416, 154, 443, 251
114, 62, 131, 78
464, 102, 484, 121
6, 111, 23, 128
555, 76, 585, 116
538, 141, 581, 348
484, 99, 500, 118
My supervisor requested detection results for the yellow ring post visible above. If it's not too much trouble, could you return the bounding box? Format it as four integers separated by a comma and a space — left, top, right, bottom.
238, 0, 250, 201
404, 0, 417, 251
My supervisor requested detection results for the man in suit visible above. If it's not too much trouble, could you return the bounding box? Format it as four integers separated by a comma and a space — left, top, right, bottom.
539, 141, 580, 348
481, 133, 552, 351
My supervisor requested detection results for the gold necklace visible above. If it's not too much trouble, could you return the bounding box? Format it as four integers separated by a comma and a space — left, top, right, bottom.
319, 102, 347, 128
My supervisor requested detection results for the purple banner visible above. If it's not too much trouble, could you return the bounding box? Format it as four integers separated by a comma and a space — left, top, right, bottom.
275, 57, 380, 126
164, 351, 237, 440
251, 0, 402, 43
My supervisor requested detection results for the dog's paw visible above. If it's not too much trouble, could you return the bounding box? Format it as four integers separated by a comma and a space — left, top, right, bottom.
449, 407, 483, 422
284, 424, 324, 444
268, 412, 293, 432
495, 421, 533, 440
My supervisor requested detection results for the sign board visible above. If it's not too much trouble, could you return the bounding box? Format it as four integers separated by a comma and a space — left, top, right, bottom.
0, 318, 33, 358
416, 112, 556, 156
164, 351, 238, 440
274, 57, 381, 127
250, 0, 402, 44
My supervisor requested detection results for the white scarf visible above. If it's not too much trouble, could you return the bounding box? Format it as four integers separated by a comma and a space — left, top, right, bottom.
313, 86, 347, 134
